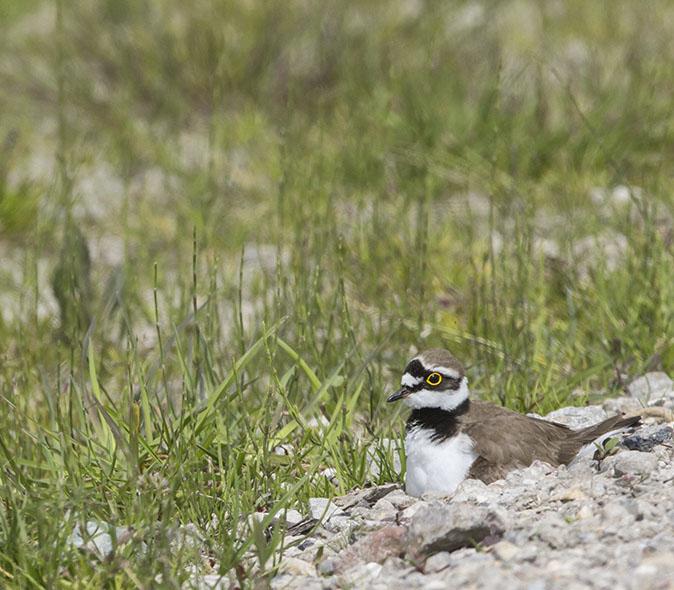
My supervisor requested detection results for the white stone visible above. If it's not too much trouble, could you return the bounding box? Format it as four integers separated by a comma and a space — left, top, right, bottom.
383, 489, 414, 509
284, 509, 303, 525
452, 478, 500, 504
609, 450, 659, 477
247, 512, 267, 528
191, 573, 231, 589
576, 505, 594, 520
424, 551, 452, 572
628, 373, 674, 402
308, 498, 345, 521
544, 405, 609, 429
398, 501, 429, 521
492, 540, 519, 561
277, 556, 318, 577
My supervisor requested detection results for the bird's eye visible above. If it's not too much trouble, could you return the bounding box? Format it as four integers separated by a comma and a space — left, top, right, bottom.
426, 372, 442, 386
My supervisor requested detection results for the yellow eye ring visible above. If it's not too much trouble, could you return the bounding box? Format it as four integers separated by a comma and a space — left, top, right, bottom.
426, 372, 442, 386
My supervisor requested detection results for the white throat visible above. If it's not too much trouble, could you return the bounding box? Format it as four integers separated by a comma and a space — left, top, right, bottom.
402, 377, 470, 412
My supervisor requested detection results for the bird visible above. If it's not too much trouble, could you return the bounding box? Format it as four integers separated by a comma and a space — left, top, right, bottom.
387, 348, 640, 497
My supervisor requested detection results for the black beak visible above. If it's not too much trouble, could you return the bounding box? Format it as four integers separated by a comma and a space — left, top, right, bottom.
387, 388, 411, 403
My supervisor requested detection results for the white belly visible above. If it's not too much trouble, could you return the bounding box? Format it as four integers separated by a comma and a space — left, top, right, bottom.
405, 429, 477, 497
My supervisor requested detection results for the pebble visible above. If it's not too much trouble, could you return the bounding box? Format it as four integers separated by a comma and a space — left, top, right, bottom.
317, 556, 337, 576
334, 526, 405, 573
575, 505, 594, 520
308, 498, 346, 521
551, 487, 586, 502
64, 521, 146, 557
623, 425, 673, 452
452, 478, 501, 505
492, 540, 519, 561
608, 450, 659, 477
277, 557, 318, 577
371, 498, 397, 519
543, 405, 609, 428
424, 551, 452, 573
398, 501, 429, 521
628, 372, 674, 401
284, 509, 304, 525
420, 490, 451, 502
404, 503, 507, 554
384, 489, 415, 509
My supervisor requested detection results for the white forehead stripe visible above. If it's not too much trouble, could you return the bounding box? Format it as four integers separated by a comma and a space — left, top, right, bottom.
422, 365, 461, 380
401, 373, 422, 388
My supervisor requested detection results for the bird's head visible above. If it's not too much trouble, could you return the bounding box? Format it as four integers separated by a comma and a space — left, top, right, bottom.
387, 348, 469, 412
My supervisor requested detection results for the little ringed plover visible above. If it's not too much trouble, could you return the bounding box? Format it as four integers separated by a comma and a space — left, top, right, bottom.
388, 348, 640, 496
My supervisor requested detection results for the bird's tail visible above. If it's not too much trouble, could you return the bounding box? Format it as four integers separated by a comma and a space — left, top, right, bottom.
576, 413, 641, 445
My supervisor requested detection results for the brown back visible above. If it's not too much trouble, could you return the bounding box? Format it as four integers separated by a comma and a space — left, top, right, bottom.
463, 401, 640, 484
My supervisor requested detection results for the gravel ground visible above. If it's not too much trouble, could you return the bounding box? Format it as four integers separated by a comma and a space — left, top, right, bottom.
261, 372, 674, 590
186, 372, 674, 590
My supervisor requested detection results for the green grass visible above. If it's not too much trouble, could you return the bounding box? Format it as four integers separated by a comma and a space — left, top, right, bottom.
1, 0, 674, 587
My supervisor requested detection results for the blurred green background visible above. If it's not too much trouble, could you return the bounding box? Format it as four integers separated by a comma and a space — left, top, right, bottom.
1, 0, 674, 586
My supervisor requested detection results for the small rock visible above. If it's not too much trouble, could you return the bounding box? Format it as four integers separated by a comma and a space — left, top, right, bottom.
322, 515, 357, 535
636, 551, 674, 580
363, 484, 400, 504
551, 487, 587, 503
372, 497, 397, 516
332, 488, 370, 509
277, 556, 318, 577
628, 372, 674, 401
544, 406, 609, 429
65, 521, 143, 557
285, 518, 319, 537
492, 540, 519, 561
634, 563, 659, 584
398, 501, 429, 521
602, 396, 642, 415
363, 562, 382, 577
273, 444, 294, 456
270, 574, 323, 590
403, 503, 507, 555
334, 526, 405, 573
601, 501, 636, 527
247, 512, 267, 528
383, 489, 415, 509
421, 489, 451, 502
338, 562, 382, 587
321, 468, 339, 487
332, 484, 399, 510
167, 523, 204, 552
517, 543, 540, 563
424, 551, 452, 572
308, 498, 346, 521
532, 513, 568, 549
520, 460, 555, 481
567, 456, 596, 477
576, 505, 593, 520
191, 573, 231, 589
452, 479, 500, 505
317, 557, 337, 576
377, 556, 412, 579
606, 451, 658, 477
623, 425, 673, 452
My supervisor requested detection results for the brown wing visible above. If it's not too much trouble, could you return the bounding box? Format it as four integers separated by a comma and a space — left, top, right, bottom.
462, 402, 641, 484
462, 401, 582, 484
